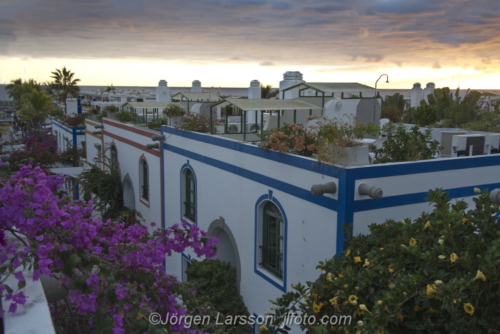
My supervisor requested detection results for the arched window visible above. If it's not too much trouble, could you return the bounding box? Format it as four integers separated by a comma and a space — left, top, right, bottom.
110, 145, 118, 170
183, 168, 196, 222
261, 202, 284, 278
139, 158, 149, 201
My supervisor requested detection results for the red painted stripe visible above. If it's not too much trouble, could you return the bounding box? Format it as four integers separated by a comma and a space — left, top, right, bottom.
102, 119, 157, 138
103, 130, 160, 157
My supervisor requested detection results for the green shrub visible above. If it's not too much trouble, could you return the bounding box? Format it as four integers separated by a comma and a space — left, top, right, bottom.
370, 123, 441, 163
185, 259, 252, 334
105, 105, 119, 113
412, 104, 440, 126
147, 117, 168, 130
381, 107, 403, 123
265, 189, 500, 334
115, 110, 133, 123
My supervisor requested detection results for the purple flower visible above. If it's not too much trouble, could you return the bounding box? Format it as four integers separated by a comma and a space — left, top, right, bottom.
14, 271, 25, 282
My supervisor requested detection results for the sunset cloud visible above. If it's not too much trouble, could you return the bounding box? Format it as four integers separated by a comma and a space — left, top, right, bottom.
0, 0, 499, 87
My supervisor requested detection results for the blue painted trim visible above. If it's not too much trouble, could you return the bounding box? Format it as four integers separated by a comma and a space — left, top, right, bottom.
164, 143, 338, 211
52, 119, 72, 135
72, 127, 77, 148
161, 126, 500, 179
160, 133, 165, 231
349, 154, 500, 179
254, 192, 287, 293
75, 182, 79, 201
180, 161, 197, 225
335, 169, 352, 255
353, 183, 500, 212
181, 253, 192, 282
161, 126, 342, 177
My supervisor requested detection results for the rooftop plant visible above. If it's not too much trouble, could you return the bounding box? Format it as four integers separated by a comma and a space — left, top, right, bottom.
176, 113, 214, 133
370, 123, 441, 163
163, 104, 186, 118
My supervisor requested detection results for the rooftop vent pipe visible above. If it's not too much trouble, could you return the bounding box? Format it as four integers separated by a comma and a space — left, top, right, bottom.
358, 183, 383, 200
151, 135, 165, 141
311, 182, 337, 196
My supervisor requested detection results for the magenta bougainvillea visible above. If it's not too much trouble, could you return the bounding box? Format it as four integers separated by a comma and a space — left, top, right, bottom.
0, 164, 218, 333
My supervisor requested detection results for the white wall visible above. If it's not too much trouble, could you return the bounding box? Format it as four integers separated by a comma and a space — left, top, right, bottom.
101, 119, 162, 233
162, 128, 339, 325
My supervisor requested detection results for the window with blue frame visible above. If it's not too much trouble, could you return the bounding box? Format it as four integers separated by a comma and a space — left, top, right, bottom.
140, 158, 149, 201
261, 202, 284, 278
183, 169, 196, 222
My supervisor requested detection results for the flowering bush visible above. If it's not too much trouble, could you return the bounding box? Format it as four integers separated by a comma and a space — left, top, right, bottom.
0, 164, 219, 333
9, 130, 59, 170
259, 123, 317, 157
62, 113, 88, 127
176, 113, 215, 133
265, 188, 500, 333
164, 104, 186, 118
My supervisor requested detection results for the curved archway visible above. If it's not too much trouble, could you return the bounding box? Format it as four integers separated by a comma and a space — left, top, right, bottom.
208, 217, 241, 292
122, 173, 135, 210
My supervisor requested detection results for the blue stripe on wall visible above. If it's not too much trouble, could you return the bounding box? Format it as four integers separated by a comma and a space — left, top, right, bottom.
52, 119, 73, 134
162, 126, 342, 177
163, 142, 339, 211
349, 154, 500, 179
353, 182, 500, 212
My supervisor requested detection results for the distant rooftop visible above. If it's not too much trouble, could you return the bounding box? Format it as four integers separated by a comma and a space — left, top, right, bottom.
284, 82, 375, 93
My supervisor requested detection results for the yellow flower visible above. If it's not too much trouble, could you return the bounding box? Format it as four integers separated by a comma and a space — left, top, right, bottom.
424, 221, 431, 229
338, 273, 344, 278
348, 295, 358, 304
396, 312, 404, 322
363, 259, 370, 267
313, 302, 324, 313
462, 217, 468, 223
359, 304, 369, 313
343, 284, 348, 288
409, 238, 417, 246
312, 293, 319, 300
377, 300, 383, 305
438, 239, 444, 245
327, 273, 334, 282
388, 268, 394, 273
357, 308, 364, 316
354, 256, 362, 263
344, 328, 349, 334
329, 297, 339, 306
346, 249, 351, 256
379, 247, 384, 250
463, 303, 475, 315
450, 253, 460, 263
438, 255, 446, 260
259, 323, 268, 331
426, 284, 438, 296
413, 305, 422, 312
474, 187, 481, 193
474, 270, 486, 281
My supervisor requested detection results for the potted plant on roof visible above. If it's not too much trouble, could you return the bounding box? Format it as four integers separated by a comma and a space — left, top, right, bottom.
163, 104, 186, 127
312, 115, 379, 167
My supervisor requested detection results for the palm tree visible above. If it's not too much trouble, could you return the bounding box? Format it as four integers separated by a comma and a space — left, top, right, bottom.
6, 78, 41, 106
17, 90, 55, 131
50, 67, 81, 111
260, 84, 279, 99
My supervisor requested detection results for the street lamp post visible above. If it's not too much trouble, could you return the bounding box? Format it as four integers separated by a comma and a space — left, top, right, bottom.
374, 74, 389, 98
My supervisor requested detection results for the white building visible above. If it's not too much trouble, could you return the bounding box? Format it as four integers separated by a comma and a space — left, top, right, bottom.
82, 72, 500, 333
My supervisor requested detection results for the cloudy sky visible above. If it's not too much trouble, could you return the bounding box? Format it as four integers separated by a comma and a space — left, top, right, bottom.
1, 0, 499, 89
